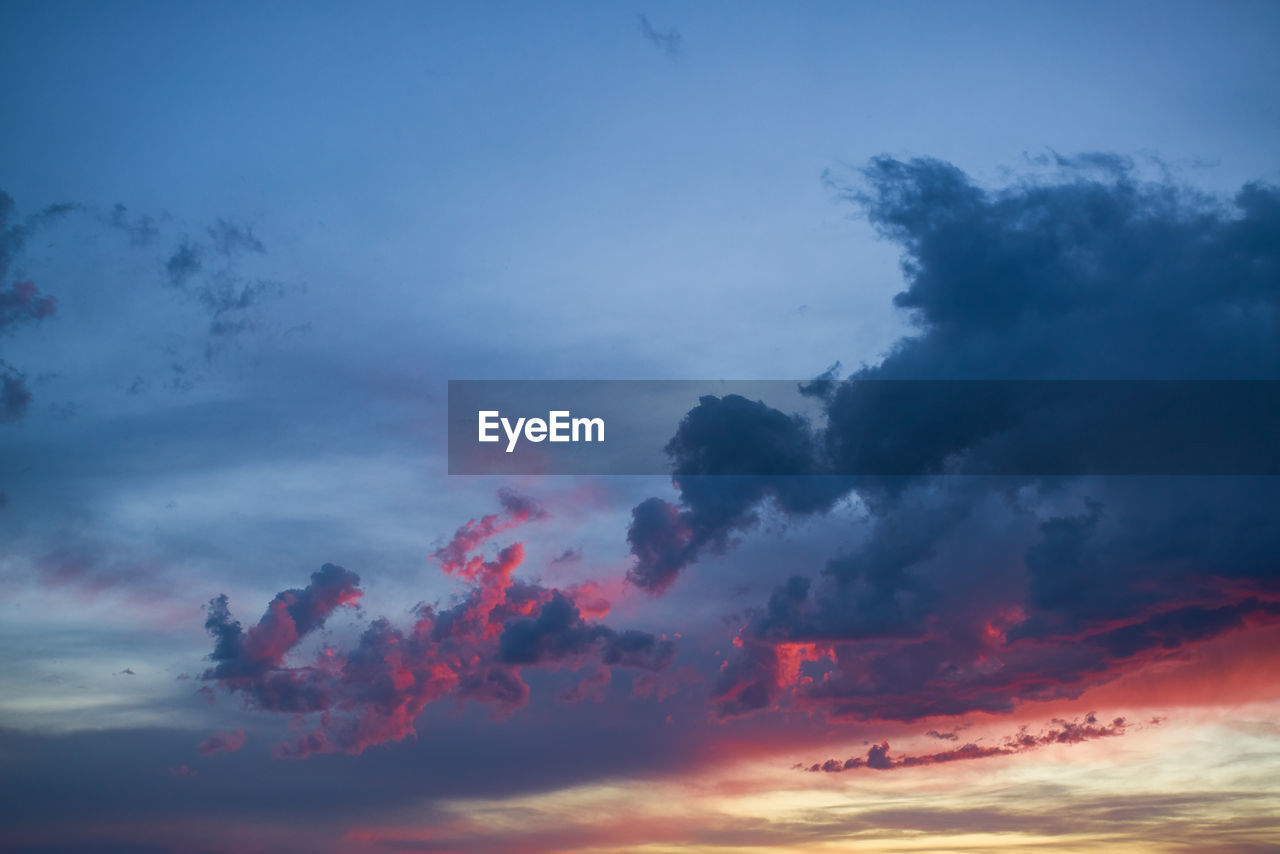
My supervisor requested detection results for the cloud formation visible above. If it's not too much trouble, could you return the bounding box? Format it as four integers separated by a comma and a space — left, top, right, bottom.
197, 728, 246, 756
638, 14, 683, 59
0, 192, 67, 424
625, 156, 1280, 725
202, 492, 674, 758
805, 713, 1137, 772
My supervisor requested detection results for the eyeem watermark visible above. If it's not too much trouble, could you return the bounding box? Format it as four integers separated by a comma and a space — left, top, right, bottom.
478, 410, 605, 453
448, 379, 1280, 476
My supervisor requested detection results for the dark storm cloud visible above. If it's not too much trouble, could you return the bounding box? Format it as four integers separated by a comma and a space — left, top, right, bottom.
0, 367, 32, 423
0, 689, 711, 851
711, 477, 1280, 722
630, 155, 1280, 723
201, 493, 675, 758
498, 590, 616, 663
165, 241, 202, 287
104, 203, 160, 246
625, 496, 693, 593
1012, 480, 1280, 640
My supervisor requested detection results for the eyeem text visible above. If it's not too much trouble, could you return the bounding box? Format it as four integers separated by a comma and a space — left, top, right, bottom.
478, 410, 605, 453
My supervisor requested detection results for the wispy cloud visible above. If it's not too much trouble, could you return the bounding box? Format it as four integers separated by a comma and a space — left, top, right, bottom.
201, 492, 676, 758
804, 713, 1140, 772
638, 14, 683, 59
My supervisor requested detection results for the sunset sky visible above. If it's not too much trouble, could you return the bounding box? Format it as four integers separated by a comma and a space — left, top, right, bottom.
2, 2, 1279, 852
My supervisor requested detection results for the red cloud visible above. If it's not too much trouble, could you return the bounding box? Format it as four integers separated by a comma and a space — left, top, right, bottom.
201, 492, 674, 758
197, 728, 246, 756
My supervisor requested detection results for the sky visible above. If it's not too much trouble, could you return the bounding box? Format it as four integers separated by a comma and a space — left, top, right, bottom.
2, 1, 1280, 852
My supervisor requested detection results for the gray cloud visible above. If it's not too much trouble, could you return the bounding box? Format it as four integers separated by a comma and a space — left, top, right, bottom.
638, 14, 682, 59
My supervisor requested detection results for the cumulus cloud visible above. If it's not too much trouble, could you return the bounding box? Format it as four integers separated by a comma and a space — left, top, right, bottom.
628, 155, 1280, 724
202, 492, 674, 758
162, 217, 283, 347
806, 713, 1137, 772
104, 202, 160, 246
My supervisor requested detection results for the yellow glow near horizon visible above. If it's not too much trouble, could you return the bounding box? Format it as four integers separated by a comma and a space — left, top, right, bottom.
342, 705, 1280, 854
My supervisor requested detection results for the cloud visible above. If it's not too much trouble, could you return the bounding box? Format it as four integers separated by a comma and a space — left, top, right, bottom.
839, 155, 1280, 381
626, 395, 849, 592
197, 728, 246, 756
629, 156, 1280, 587
104, 202, 160, 246
207, 219, 266, 257
0, 192, 75, 288
201, 492, 675, 758
713, 489, 1280, 722
627, 155, 1280, 725
203, 562, 363, 685
0, 193, 67, 426
3, 188, 298, 427
498, 590, 674, 674
0, 278, 57, 331
638, 14, 682, 59
625, 497, 694, 593
161, 218, 280, 345
432, 487, 548, 577
0, 365, 33, 423
0, 193, 68, 507
165, 241, 202, 287
97, 197, 296, 375
550, 547, 582, 565
806, 713, 1137, 772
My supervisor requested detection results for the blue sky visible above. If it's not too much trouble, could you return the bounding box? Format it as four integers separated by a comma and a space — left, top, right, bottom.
6, 0, 1279, 383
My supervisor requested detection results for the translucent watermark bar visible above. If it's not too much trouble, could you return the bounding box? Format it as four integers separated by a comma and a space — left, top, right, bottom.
447, 380, 1280, 476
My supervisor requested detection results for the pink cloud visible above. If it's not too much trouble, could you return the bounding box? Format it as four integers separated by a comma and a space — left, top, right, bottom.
197, 728, 246, 756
